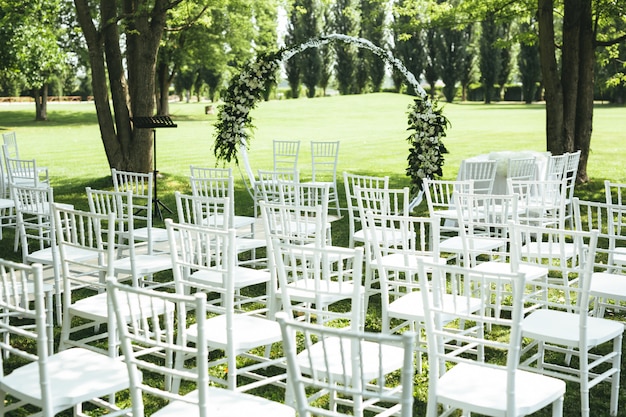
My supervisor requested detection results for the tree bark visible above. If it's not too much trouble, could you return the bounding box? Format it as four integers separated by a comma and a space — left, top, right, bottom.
574, 0, 594, 183
74, 0, 176, 173
74, 0, 122, 169
156, 60, 175, 116
33, 84, 48, 121
561, 0, 582, 153
539, 0, 596, 184
538, 0, 564, 154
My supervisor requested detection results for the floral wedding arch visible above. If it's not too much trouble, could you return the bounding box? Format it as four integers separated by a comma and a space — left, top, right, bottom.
213, 33, 448, 200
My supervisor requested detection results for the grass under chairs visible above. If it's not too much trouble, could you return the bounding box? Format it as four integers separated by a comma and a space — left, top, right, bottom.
0, 95, 624, 416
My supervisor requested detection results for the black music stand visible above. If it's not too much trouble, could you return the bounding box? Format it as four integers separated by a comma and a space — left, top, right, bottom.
131, 116, 177, 219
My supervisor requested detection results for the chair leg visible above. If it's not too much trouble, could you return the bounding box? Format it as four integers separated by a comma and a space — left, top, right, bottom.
610, 335, 622, 416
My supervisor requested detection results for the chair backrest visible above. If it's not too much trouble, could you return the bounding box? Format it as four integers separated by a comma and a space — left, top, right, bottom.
573, 197, 626, 274
189, 176, 235, 227
0, 260, 53, 407
174, 191, 230, 229
458, 159, 497, 194
277, 312, 415, 417
106, 278, 206, 417
111, 168, 153, 213
259, 200, 328, 248
343, 172, 389, 247
12, 184, 57, 260
507, 178, 567, 228
565, 150, 581, 177
362, 211, 439, 258
417, 260, 527, 417
271, 239, 364, 328
111, 169, 158, 251
85, 187, 127, 242
1, 132, 18, 197
604, 180, 626, 206
507, 156, 536, 181
310, 140, 339, 182
111, 168, 152, 198
362, 211, 441, 331
4, 148, 50, 188
510, 222, 598, 313
166, 219, 243, 312
354, 185, 410, 220
189, 165, 231, 180
273, 139, 300, 173
563, 150, 581, 211
53, 203, 115, 301
190, 171, 233, 199
545, 152, 568, 181
293, 181, 331, 208
454, 192, 519, 266
422, 178, 474, 214
257, 169, 300, 205
2, 131, 19, 160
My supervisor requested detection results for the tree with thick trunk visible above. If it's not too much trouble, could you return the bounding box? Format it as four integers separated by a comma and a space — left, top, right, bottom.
74, 0, 179, 173
538, 0, 625, 183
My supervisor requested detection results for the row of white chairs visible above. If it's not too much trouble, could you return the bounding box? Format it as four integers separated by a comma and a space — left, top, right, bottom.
0, 194, 418, 416
347, 171, 624, 417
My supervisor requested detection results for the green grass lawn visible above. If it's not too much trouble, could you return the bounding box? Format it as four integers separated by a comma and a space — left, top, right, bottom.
1, 93, 625, 416
3, 92, 624, 187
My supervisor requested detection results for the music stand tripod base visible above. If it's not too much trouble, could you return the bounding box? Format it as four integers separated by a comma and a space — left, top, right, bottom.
130, 116, 177, 219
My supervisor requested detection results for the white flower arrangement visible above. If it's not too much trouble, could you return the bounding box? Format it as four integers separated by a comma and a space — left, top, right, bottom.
406, 96, 449, 193
213, 50, 282, 163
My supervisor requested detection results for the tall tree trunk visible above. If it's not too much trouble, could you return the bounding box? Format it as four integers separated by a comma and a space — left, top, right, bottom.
574, 0, 594, 183
538, 0, 564, 154
103, 0, 134, 169
561, 0, 582, 153
74, 0, 171, 173
33, 84, 48, 121
156, 62, 171, 116
123, 0, 165, 173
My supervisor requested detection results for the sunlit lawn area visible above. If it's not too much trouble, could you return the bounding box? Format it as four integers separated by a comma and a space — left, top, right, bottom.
0, 93, 625, 416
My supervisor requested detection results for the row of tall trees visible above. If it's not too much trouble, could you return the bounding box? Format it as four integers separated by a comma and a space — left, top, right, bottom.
0, 0, 623, 180
283, 0, 625, 182
284, 0, 624, 111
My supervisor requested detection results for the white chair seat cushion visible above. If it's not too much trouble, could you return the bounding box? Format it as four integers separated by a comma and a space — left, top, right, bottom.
134, 226, 169, 242
19, 202, 72, 215
69, 291, 173, 322
296, 336, 405, 381
439, 236, 504, 254
521, 241, 576, 260
189, 314, 283, 351
276, 279, 359, 305
437, 362, 565, 416
0, 348, 130, 414
354, 227, 405, 245
27, 245, 97, 266
190, 266, 270, 289
388, 291, 482, 323
152, 387, 295, 417
523, 309, 624, 347
378, 253, 447, 271
233, 214, 256, 229
0, 198, 14, 209
612, 248, 626, 266
112, 254, 173, 275
472, 261, 548, 282
590, 272, 626, 299
235, 237, 266, 252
